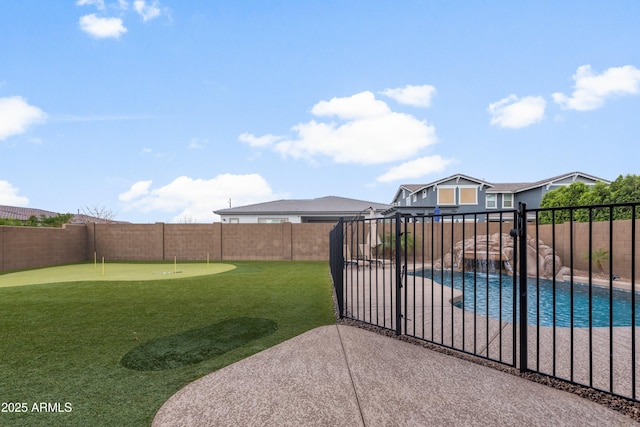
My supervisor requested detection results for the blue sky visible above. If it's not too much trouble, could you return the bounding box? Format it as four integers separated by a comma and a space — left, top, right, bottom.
1, 1, 639, 223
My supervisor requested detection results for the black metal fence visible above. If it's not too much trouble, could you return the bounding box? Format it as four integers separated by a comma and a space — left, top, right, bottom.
329, 202, 640, 402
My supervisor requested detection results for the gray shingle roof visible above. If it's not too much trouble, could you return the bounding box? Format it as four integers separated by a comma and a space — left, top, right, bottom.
395, 174, 495, 201
486, 172, 611, 193
485, 183, 532, 193
401, 172, 609, 198
214, 196, 391, 215
0, 205, 122, 224
0, 206, 59, 220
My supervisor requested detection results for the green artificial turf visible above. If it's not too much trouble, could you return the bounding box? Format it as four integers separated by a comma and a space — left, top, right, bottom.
120, 317, 279, 371
0, 262, 237, 287
0, 261, 336, 426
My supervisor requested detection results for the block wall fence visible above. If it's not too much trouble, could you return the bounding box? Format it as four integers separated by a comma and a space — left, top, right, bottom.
0, 222, 334, 271
355, 219, 640, 281
1, 220, 638, 279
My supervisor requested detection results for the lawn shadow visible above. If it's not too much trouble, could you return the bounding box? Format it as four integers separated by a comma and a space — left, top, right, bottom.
121, 317, 278, 371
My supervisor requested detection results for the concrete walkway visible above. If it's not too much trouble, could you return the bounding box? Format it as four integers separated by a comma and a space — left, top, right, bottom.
153, 325, 637, 426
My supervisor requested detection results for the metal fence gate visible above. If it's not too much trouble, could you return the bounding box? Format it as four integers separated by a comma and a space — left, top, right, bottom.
329, 202, 640, 402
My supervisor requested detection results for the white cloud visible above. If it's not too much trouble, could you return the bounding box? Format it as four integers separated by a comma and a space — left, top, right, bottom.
133, 0, 161, 21
238, 132, 282, 148
381, 84, 437, 107
311, 91, 390, 119
118, 180, 152, 202
0, 96, 47, 140
79, 14, 127, 38
376, 155, 455, 183
488, 95, 546, 129
76, 0, 105, 9
118, 174, 277, 222
0, 181, 29, 206
552, 65, 640, 111
242, 91, 438, 165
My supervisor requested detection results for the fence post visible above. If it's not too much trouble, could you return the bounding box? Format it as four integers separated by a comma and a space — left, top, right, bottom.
333, 218, 344, 318
395, 212, 403, 335
518, 203, 528, 373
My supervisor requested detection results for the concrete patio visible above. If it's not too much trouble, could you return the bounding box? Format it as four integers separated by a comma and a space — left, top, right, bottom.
152, 324, 637, 426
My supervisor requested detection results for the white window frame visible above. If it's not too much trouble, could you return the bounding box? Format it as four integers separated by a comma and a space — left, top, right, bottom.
486, 194, 497, 209
422, 189, 427, 199
502, 193, 514, 209
412, 194, 417, 202
258, 218, 288, 224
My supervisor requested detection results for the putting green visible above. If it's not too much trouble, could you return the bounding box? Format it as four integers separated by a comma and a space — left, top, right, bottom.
0, 262, 236, 288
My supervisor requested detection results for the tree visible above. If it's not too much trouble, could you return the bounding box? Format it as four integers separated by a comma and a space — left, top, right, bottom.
539, 182, 591, 223
0, 218, 24, 226
538, 175, 640, 223
609, 174, 640, 203
1, 213, 74, 227
540, 182, 590, 210
82, 205, 116, 222
39, 213, 74, 227
379, 231, 414, 258
176, 215, 197, 224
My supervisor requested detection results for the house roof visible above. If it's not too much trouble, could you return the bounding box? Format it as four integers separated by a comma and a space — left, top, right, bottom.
393, 174, 494, 201
486, 182, 533, 193
390, 185, 424, 203
423, 173, 494, 189
0, 205, 121, 224
0, 206, 59, 220
485, 172, 610, 193
397, 172, 609, 199
214, 196, 391, 217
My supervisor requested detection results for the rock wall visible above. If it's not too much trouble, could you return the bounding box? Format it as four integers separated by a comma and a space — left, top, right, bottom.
436, 233, 566, 280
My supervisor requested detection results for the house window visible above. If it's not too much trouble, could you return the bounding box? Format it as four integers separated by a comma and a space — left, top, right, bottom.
412, 194, 417, 202
486, 194, 497, 209
502, 194, 514, 208
437, 187, 455, 205
229, 218, 239, 223
406, 196, 411, 206
459, 187, 478, 205
258, 218, 287, 224
422, 189, 427, 198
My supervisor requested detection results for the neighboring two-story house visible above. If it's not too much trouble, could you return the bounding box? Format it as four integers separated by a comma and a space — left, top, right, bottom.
387, 171, 609, 220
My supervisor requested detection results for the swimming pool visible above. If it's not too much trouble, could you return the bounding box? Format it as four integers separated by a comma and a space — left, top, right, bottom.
413, 269, 640, 328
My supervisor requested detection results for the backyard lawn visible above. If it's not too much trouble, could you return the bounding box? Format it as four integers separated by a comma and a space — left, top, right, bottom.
0, 261, 336, 426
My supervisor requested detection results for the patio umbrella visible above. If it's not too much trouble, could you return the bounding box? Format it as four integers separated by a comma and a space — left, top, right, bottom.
367, 208, 381, 258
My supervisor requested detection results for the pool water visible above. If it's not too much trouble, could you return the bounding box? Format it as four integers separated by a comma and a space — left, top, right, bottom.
414, 270, 640, 328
